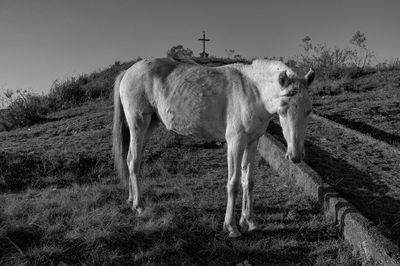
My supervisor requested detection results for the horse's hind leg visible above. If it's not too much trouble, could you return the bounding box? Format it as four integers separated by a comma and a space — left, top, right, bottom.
126, 113, 154, 214
126, 115, 158, 206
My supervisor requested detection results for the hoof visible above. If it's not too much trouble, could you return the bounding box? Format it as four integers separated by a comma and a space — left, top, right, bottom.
239, 217, 261, 232
228, 230, 242, 238
132, 206, 143, 216
248, 222, 261, 231
223, 223, 242, 238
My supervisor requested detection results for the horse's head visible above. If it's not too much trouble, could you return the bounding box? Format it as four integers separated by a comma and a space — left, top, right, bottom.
276, 68, 315, 163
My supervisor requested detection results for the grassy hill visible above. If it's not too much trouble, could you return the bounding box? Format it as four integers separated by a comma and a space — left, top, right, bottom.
0, 100, 359, 265
0, 58, 361, 264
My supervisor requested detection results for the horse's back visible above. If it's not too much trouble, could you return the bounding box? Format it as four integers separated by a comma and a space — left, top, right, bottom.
122, 58, 231, 140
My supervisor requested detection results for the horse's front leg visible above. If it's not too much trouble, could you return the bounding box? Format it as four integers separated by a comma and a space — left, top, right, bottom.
223, 134, 245, 238
239, 140, 260, 232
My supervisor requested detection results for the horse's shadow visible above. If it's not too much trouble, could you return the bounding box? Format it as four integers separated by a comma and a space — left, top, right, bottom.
267, 121, 400, 247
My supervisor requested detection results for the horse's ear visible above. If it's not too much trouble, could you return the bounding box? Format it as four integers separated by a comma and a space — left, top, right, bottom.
305, 68, 315, 86
278, 70, 288, 87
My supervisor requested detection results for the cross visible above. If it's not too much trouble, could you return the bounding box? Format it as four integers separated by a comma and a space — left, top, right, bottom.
198, 31, 210, 55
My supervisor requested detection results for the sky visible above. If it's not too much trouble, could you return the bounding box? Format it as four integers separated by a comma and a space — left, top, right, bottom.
0, 0, 399, 94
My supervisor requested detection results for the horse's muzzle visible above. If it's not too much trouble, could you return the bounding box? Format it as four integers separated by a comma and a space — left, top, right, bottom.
285, 151, 303, 163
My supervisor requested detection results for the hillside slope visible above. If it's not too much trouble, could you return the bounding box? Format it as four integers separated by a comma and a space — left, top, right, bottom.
0, 100, 358, 265
1, 59, 397, 264
311, 69, 400, 147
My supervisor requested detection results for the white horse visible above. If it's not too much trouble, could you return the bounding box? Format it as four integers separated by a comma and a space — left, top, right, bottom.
113, 58, 315, 237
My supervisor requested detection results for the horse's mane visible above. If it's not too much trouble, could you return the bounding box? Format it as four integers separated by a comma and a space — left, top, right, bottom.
223, 59, 297, 90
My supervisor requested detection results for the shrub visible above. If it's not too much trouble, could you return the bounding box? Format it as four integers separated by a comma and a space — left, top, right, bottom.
0, 90, 54, 128
348, 31, 374, 72
298, 36, 353, 80
83, 80, 109, 100
0, 59, 140, 130
48, 77, 87, 107
167, 45, 194, 59
376, 58, 400, 71
297, 31, 373, 80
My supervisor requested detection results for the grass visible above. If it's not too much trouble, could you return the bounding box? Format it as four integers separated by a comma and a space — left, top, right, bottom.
0, 162, 358, 265
0, 102, 360, 265
0, 100, 114, 191
311, 69, 400, 148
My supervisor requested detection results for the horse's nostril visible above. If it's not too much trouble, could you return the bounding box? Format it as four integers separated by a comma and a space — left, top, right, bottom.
291, 156, 300, 163
286, 151, 301, 163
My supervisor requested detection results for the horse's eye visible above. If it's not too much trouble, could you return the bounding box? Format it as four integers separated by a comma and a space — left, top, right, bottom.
286, 89, 297, 97
278, 109, 287, 116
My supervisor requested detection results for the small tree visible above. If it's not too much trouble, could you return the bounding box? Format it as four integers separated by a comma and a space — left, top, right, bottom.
167, 45, 194, 59
233, 54, 244, 60
298, 36, 315, 69
298, 36, 352, 79
225, 49, 235, 58
349, 31, 373, 71
300, 36, 313, 53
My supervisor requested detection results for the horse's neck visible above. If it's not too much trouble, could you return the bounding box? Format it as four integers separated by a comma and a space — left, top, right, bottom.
229, 63, 281, 114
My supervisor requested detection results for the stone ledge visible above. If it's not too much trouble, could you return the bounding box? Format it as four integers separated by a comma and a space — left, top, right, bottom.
258, 133, 400, 265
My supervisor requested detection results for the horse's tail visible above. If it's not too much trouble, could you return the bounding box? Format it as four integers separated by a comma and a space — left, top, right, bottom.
112, 70, 129, 185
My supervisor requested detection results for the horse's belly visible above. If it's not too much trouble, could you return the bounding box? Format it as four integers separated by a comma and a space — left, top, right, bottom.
158, 99, 226, 140
171, 121, 225, 140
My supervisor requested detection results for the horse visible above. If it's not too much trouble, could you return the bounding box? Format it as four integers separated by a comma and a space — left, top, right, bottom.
112, 57, 315, 237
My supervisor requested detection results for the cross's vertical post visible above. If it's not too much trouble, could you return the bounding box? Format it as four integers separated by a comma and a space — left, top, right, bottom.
198, 31, 210, 58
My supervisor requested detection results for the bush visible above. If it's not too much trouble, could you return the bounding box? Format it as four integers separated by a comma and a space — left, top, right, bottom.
0, 59, 139, 130
297, 32, 373, 80
167, 45, 194, 59
298, 36, 353, 80
376, 58, 400, 71
0, 90, 54, 128
48, 75, 111, 107
83, 80, 109, 100
348, 31, 374, 72
48, 77, 87, 107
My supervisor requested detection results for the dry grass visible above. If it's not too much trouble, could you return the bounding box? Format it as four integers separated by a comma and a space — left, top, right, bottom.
0, 102, 360, 265
0, 167, 358, 265
311, 69, 400, 147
